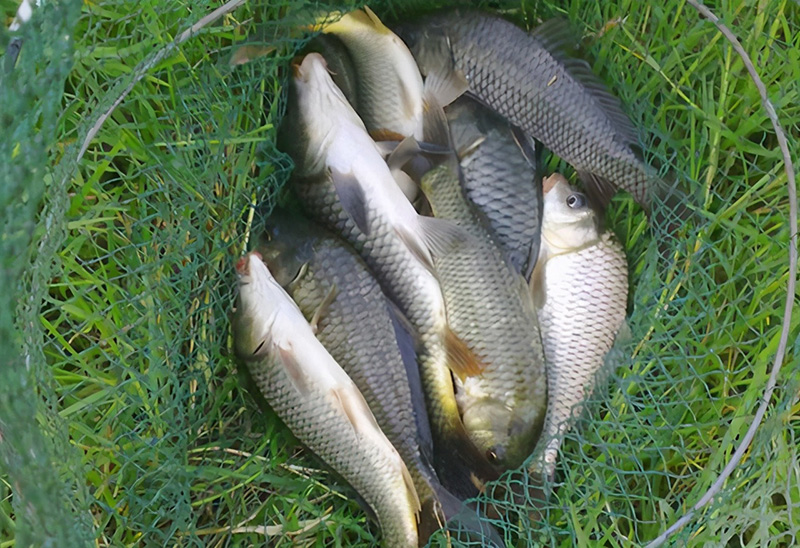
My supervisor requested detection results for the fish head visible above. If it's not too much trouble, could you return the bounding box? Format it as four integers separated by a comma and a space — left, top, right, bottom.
257, 211, 316, 288
460, 399, 518, 469
541, 173, 599, 252
232, 252, 283, 361
289, 52, 367, 174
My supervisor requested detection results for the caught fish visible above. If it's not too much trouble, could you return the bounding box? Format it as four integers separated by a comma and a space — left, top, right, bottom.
232, 252, 420, 547
302, 32, 360, 108
282, 52, 498, 498
529, 174, 628, 480
314, 6, 425, 141
420, 102, 547, 471
446, 95, 543, 279
258, 211, 504, 546
396, 11, 656, 209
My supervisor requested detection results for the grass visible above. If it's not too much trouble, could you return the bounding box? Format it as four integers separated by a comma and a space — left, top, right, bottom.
1, 0, 798, 546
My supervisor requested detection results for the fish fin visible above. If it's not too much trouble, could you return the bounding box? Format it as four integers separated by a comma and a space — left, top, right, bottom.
510, 124, 541, 171
385, 299, 435, 465
392, 169, 419, 202
456, 132, 486, 160
278, 343, 311, 395
332, 382, 421, 513
422, 55, 469, 109
529, 248, 548, 310
386, 135, 422, 172
523, 238, 540, 283
362, 5, 390, 33
395, 224, 436, 273
417, 215, 470, 258
332, 384, 382, 437
532, 19, 640, 144
401, 459, 422, 515
370, 128, 406, 144
309, 284, 337, 334
444, 327, 486, 380
577, 170, 617, 210
329, 167, 370, 236
421, 93, 452, 149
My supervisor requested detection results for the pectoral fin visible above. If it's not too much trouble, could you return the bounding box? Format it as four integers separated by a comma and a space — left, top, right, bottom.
309, 284, 337, 334
330, 168, 370, 236
444, 327, 486, 380
279, 343, 311, 395
418, 215, 469, 258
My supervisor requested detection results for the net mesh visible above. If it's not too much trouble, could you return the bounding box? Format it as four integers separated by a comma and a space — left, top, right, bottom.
1, 0, 797, 546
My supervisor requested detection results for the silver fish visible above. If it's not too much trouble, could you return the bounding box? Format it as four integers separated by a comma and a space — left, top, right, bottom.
420, 103, 547, 471
284, 52, 498, 498
232, 252, 420, 547
397, 11, 657, 209
530, 173, 628, 479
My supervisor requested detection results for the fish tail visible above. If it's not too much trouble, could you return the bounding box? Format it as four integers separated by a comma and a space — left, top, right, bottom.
417, 482, 505, 547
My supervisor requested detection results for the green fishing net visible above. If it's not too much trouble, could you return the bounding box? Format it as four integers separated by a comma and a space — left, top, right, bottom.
1, 0, 797, 546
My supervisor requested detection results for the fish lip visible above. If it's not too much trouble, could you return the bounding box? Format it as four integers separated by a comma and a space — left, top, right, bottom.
293, 52, 329, 83
236, 251, 263, 276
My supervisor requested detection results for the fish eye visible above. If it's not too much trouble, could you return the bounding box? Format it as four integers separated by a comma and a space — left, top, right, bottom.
566, 193, 586, 209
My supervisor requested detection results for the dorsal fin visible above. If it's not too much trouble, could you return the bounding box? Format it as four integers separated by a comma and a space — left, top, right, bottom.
531, 18, 640, 145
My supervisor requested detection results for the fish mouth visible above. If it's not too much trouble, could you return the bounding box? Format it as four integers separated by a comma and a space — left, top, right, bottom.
292, 52, 329, 83
236, 251, 263, 276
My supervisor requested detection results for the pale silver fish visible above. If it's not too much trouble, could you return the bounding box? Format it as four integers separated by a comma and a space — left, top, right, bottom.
231, 252, 420, 547
315, 6, 425, 141
284, 52, 498, 499
529, 173, 628, 479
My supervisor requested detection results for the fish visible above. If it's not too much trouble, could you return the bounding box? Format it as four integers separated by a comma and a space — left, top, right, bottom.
257, 210, 504, 546
282, 52, 499, 498
395, 10, 657, 210
529, 173, 628, 480
313, 6, 426, 141
231, 251, 420, 547
419, 101, 548, 471
301, 32, 360, 109
446, 95, 543, 279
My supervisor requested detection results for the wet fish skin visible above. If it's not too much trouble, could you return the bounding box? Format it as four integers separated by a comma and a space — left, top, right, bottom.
232, 252, 419, 547
530, 174, 628, 479
446, 95, 543, 279
397, 11, 654, 208
256, 211, 437, 500
302, 33, 360, 108
317, 7, 425, 140
284, 52, 499, 498
420, 154, 548, 471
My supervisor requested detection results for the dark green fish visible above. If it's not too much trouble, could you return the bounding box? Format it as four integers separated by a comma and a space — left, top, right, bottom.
232, 252, 420, 547
419, 104, 548, 471
302, 32, 360, 109
396, 11, 655, 209
446, 95, 543, 279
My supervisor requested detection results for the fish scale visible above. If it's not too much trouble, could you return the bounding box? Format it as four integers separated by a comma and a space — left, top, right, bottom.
397, 10, 654, 207
446, 96, 543, 277
535, 233, 628, 477
232, 254, 419, 547
257, 220, 438, 503
420, 160, 547, 470
294, 174, 497, 499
